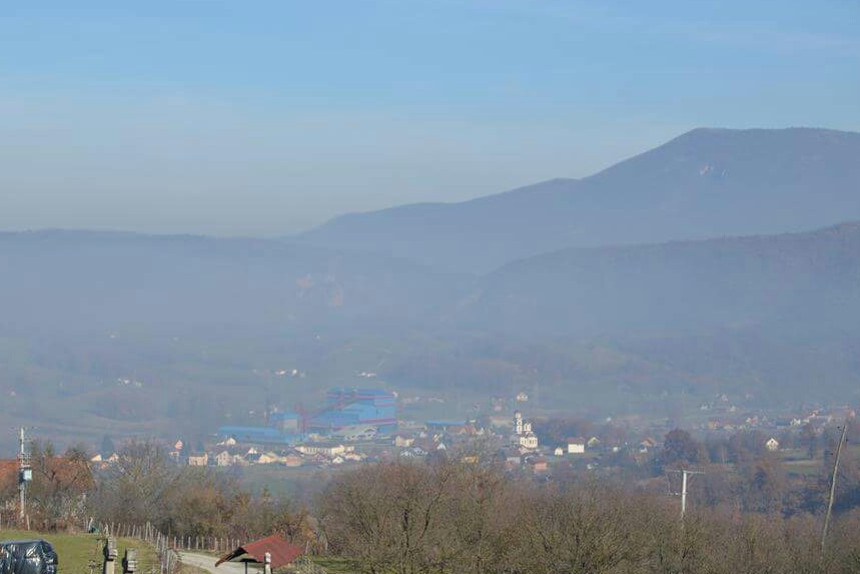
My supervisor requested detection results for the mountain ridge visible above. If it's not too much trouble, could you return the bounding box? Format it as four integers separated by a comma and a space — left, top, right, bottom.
299, 127, 860, 273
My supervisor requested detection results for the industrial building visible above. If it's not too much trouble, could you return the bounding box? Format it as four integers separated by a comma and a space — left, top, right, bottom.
218, 388, 397, 445
309, 388, 397, 433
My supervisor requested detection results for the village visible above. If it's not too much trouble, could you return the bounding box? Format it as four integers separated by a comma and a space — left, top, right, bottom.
87, 385, 860, 481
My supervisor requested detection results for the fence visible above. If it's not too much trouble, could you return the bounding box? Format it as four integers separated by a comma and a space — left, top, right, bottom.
101, 523, 181, 574
103, 523, 250, 555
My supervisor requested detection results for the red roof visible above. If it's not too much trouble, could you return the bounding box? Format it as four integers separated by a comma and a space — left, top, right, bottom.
215, 534, 303, 569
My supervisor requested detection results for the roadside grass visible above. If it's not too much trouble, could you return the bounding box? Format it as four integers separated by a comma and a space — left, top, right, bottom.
0, 529, 207, 574
306, 557, 359, 574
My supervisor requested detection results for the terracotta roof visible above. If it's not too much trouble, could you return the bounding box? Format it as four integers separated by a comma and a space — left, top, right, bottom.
215, 534, 303, 569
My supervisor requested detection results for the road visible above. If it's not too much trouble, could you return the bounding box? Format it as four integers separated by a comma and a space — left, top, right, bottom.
179, 552, 264, 574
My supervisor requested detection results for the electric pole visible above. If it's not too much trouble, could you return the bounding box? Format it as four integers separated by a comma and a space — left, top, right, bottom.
669, 469, 704, 521
17, 427, 32, 521
821, 422, 849, 560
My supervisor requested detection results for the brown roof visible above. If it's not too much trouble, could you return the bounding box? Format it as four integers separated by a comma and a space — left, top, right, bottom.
215, 534, 303, 569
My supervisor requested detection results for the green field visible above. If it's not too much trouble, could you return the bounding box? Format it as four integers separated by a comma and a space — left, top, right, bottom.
0, 530, 157, 574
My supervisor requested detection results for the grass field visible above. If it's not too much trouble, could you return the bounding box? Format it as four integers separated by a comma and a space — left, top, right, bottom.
0, 530, 159, 574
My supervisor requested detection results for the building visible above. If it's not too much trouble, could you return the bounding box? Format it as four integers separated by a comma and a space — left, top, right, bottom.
270, 412, 301, 433
218, 426, 300, 446
188, 453, 208, 466
516, 392, 529, 403
765, 437, 780, 452
310, 388, 397, 434
214, 451, 234, 467
554, 447, 565, 457
514, 411, 539, 450
639, 438, 657, 453
567, 438, 586, 454
394, 435, 415, 448
295, 443, 351, 457
519, 434, 539, 450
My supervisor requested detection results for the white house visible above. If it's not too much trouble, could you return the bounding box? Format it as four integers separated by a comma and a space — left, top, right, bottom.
519, 434, 539, 450
214, 451, 234, 467
554, 447, 565, 457
765, 437, 780, 452
567, 438, 586, 454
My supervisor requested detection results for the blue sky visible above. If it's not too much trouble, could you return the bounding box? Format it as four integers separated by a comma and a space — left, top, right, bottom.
1, 0, 858, 235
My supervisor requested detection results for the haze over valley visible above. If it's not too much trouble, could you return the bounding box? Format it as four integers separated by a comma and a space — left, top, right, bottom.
1, 127, 859, 448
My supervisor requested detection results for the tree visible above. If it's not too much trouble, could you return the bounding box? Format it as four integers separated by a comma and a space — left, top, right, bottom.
662, 429, 704, 467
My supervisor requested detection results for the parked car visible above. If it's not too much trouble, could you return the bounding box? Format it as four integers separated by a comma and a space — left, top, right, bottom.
0, 540, 58, 574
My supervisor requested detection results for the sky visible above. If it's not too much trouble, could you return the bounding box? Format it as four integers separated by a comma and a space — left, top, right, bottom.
1, 0, 858, 236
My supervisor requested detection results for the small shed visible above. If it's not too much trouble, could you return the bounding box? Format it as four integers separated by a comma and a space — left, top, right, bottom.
215, 535, 303, 571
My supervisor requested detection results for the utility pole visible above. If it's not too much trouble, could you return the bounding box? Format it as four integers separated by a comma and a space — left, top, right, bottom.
17, 427, 32, 521
821, 422, 849, 560
669, 469, 704, 521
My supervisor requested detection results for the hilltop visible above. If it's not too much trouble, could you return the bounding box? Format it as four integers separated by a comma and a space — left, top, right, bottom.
300, 127, 860, 272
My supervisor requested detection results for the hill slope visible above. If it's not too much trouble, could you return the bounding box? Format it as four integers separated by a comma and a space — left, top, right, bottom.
300, 128, 860, 273
0, 230, 464, 335
465, 221, 860, 337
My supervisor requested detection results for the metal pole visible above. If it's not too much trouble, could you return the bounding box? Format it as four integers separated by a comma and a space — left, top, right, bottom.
18, 427, 28, 521
680, 470, 688, 520
821, 423, 849, 560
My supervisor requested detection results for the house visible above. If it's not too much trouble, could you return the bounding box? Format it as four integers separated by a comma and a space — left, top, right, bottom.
187, 453, 208, 467
531, 458, 549, 473
296, 444, 348, 457
214, 451, 234, 467
567, 438, 586, 454
554, 447, 565, 457
283, 454, 304, 467
765, 437, 780, 452
331, 456, 345, 465
587, 437, 601, 449
257, 452, 285, 465
519, 434, 539, 450
394, 435, 415, 448
516, 392, 529, 403
639, 438, 657, 453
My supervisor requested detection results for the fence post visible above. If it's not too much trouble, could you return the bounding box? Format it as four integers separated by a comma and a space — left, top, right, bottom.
103, 537, 118, 574
123, 549, 138, 574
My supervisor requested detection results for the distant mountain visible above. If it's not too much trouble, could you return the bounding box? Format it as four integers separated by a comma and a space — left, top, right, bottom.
463, 221, 860, 338
0, 230, 463, 336
1, 223, 860, 442
300, 128, 860, 273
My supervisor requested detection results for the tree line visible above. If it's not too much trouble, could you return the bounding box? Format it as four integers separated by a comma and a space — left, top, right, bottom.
6, 429, 860, 573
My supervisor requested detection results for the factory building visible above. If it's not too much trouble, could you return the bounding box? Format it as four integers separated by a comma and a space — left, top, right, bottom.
309, 388, 397, 434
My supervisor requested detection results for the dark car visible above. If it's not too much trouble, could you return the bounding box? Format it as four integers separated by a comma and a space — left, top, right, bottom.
0, 540, 58, 574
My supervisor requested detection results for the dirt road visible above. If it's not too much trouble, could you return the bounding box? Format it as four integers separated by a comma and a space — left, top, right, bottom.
179, 552, 262, 574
